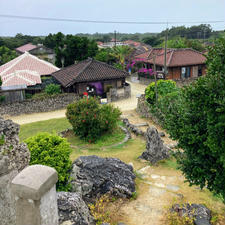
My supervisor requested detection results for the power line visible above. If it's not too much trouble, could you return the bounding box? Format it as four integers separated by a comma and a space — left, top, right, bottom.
0, 14, 224, 25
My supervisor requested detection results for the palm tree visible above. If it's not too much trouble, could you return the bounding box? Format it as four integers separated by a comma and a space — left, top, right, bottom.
111, 45, 133, 70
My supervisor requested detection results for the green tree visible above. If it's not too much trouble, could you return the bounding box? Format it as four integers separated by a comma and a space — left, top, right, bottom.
94, 48, 117, 64
111, 45, 133, 69
0, 46, 17, 65
142, 36, 162, 47
164, 37, 225, 198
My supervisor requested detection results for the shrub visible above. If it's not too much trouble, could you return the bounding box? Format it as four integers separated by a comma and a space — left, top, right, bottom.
0, 95, 5, 104
145, 80, 178, 104
25, 133, 72, 191
0, 76, 2, 86
66, 97, 121, 142
45, 84, 61, 95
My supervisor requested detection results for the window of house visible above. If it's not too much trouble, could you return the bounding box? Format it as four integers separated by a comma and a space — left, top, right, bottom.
181, 67, 191, 79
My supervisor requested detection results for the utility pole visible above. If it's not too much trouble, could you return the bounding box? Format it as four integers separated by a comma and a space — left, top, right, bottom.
114, 30, 117, 47
153, 54, 158, 102
164, 23, 168, 76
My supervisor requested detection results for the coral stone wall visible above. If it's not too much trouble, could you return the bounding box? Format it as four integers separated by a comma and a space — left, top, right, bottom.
0, 93, 79, 116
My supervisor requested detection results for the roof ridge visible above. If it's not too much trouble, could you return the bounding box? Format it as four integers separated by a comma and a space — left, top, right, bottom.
0, 53, 27, 76
27, 53, 59, 70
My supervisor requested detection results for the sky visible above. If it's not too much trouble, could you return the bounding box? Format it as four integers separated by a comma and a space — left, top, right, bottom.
0, 0, 224, 36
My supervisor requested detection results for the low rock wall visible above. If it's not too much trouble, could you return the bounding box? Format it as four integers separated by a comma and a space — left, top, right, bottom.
0, 93, 79, 116
136, 94, 160, 125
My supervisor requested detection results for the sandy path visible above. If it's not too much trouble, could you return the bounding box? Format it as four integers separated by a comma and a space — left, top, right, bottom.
7, 82, 147, 125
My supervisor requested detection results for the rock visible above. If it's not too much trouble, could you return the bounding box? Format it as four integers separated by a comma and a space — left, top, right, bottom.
158, 132, 165, 137
122, 118, 145, 137
0, 117, 30, 174
139, 126, 170, 164
57, 192, 94, 225
70, 156, 136, 202
0, 117, 30, 225
171, 204, 211, 225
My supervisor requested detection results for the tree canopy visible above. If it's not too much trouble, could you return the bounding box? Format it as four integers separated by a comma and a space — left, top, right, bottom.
0, 46, 17, 65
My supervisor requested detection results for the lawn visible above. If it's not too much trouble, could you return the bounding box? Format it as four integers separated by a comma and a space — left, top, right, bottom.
19, 118, 71, 141
19, 117, 225, 224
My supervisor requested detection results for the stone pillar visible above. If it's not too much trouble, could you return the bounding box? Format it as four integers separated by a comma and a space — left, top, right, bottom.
11, 165, 59, 225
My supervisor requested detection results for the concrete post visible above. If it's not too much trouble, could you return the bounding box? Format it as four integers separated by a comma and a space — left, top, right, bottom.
11, 165, 59, 225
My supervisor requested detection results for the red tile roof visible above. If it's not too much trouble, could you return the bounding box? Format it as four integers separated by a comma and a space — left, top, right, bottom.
135, 48, 206, 67
0, 52, 59, 87
15, 43, 38, 53
52, 58, 129, 88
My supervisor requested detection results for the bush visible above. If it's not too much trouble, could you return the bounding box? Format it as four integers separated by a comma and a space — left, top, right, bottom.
0, 76, 2, 86
25, 133, 72, 191
0, 95, 5, 104
66, 97, 121, 142
145, 80, 178, 104
45, 84, 61, 95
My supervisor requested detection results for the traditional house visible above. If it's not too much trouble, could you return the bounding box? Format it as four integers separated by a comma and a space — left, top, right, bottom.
52, 58, 129, 96
135, 48, 206, 80
15, 43, 55, 63
0, 52, 59, 94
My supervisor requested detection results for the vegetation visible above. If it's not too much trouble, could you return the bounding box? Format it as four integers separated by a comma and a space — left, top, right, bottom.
0, 95, 6, 104
44, 32, 98, 67
66, 97, 121, 142
0, 76, 2, 86
145, 80, 178, 104
19, 118, 71, 141
94, 48, 117, 65
25, 133, 72, 191
159, 37, 205, 52
0, 46, 17, 65
146, 36, 225, 199
45, 84, 61, 95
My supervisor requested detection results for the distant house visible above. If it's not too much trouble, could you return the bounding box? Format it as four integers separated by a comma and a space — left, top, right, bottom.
15, 43, 55, 63
135, 48, 206, 80
0, 52, 59, 93
52, 58, 129, 96
124, 40, 152, 56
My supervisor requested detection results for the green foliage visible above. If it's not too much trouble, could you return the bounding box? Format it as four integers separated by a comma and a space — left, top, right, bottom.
0, 95, 6, 104
45, 84, 61, 95
148, 37, 225, 199
0, 135, 5, 146
160, 37, 205, 51
0, 46, 17, 65
0, 76, 2, 86
94, 48, 117, 64
142, 36, 163, 46
66, 97, 121, 142
145, 80, 178, 104
25, 133, 72, 191
45, 32, 98, 67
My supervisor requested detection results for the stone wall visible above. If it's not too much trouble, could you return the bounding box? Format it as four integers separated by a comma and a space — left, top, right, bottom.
0, 93, 79, 116
136, 94, 160, 125
0, 117, 30, 225
107, 84, 131, 102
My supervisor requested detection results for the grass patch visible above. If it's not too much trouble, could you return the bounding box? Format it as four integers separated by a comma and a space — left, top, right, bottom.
66, 125, 125, 150
157, 157, 178, 170
19, 118, 71, 141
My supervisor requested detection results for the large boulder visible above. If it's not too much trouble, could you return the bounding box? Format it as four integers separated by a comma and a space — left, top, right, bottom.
57, 192, 94, 225
171, 204, 211, 225
139, 126, 170, 164
0, 117, 30, 225
70, 155, 136, 202
0, 117, 30, 174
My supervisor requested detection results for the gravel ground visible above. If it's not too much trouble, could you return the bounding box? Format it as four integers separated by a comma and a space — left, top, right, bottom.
7, 82, 147, 125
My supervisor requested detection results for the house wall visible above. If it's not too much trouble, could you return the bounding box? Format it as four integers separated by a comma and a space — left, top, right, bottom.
74, 79, 125, 95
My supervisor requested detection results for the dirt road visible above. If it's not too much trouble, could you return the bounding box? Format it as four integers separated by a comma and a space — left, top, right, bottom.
7, 82, 147, 125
